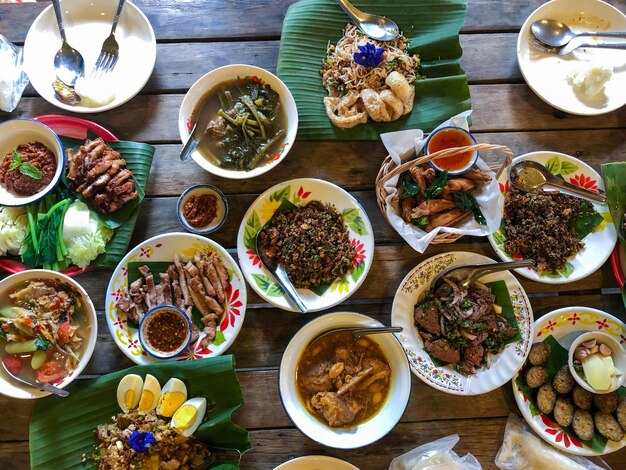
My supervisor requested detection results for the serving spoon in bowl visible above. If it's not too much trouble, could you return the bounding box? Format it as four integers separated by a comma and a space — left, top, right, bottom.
510, 160, 607, 203
308, 326, 403, 348
336, 0, 400, 41
531, 19, 626, 48
432, 260, 536, 291
1, 359, 69, 397
51, 0, 84, 87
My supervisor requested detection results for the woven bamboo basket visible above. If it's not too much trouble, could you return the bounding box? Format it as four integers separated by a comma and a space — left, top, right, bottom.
375, 143, 514, 244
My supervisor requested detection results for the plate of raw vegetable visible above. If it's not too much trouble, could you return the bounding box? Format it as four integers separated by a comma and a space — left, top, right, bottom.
0, 115, 155, 276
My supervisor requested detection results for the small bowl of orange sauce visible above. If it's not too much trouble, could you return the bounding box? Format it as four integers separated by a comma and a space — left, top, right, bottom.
424, 126, 478, 175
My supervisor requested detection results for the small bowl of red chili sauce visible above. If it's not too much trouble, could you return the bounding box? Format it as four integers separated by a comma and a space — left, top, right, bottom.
177, 184, 228, 235
424, 126, 478, 175
138, 305, 192, 359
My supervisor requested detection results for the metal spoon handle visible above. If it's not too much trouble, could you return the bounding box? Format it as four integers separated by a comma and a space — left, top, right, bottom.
466, 260, 535, 282
351, 327, 403, 337
110, 0, 126, 34
274, 265, 307, 313
336, 0, 367, 23
578, 31, 626, 40
549, 178, 607, 203
38, 382, 70, 397
179, 127, 198, 161
52, 0, 67, 42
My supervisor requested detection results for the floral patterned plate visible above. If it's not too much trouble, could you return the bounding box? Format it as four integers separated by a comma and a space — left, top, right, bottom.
236, 178, 374, 312
391, 251, 533, 395
512, 307, 626, 456
105, 232, 246, 364
488, 151, 616, 284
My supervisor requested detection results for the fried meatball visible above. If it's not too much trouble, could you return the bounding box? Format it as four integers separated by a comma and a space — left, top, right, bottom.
528, 341, 550, 366
594, 392, 618, 413
594, 411, 625, 442
537, 384, 558, 415
572, 384, 593, 410
553, 395, 574, 428
525, 366, 548, 388
552, 365, 575, 394
617, 397, 626, 431
572, 409, 595, 442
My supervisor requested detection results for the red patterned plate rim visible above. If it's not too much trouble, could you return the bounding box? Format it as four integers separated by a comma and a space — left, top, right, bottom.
611, 242, 625, 287
0, 115, 118, 277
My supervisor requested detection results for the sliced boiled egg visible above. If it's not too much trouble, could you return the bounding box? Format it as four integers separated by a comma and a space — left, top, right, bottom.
117, 374, 143, 412
137, 374, 161, 414
156, 378, 188, 417
171, 397, 206, 437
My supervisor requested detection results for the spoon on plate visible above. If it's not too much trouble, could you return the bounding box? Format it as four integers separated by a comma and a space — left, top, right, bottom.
336, 0, 400, 41
510, 160, 607, 203
531, 19, 626, 48
51, 0, 85, 87
1, 359, 69, 397
255, 231, 307, 314
308, 326, 403, 348
431, 260, 536, 291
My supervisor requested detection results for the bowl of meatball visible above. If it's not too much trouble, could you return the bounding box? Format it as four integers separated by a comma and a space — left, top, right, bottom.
0, 119, 64, 207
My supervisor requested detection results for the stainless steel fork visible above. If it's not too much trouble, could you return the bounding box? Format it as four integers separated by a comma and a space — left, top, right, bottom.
530, 36, 626, 56
91, 0, 126, 76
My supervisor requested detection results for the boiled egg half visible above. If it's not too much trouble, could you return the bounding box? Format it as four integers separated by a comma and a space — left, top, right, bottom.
156, 378, 188, 417
137, 374, 161, 414
171, 397, 206, 437
117, 374, 143, 412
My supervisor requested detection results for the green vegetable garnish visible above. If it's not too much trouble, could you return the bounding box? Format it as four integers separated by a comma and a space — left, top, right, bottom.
7, 149, 43, 180
424, 170, 448, 200
399, 172, 420, 200
453, 191, 487, 225
34, 337, 51, 351
411, 215, 429, 227
570, 201, 603, 240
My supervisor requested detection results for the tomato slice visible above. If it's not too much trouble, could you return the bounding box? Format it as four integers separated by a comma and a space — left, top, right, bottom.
3, 354, 23, 376
57, 321, 70, 346
35, 360, 66, 383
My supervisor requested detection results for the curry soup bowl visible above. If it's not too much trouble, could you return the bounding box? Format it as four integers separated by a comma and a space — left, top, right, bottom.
279, 312, 411, 449
178, 64, 298, 180
0, 119, 64, 207
0, 269, 97, 399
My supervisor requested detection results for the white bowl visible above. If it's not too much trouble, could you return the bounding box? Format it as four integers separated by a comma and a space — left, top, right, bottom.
279, 312, 411, 449
0, 119, 64, 207
0, 270, 97, 399
178, 64, 298, 179
568, 331, 626, 394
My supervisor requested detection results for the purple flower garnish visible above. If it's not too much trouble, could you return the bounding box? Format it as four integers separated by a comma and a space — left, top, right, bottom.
128, 431, 156, 453
353, 43, 385, 67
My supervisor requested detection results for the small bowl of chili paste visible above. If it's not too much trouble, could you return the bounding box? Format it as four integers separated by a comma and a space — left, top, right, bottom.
424, 126, 478, 176
177, 184, 228, 235
138, 305, 192, 359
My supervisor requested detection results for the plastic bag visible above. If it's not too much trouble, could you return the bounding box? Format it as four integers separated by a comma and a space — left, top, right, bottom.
389, 434, 482, 470
0, 34, 29, 112
495, 415, 610, 470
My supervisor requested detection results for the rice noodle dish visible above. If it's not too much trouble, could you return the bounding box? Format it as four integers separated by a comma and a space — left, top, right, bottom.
320, 24, 420, 128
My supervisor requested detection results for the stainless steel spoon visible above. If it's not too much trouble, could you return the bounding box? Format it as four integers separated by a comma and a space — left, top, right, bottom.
255, 231, 307, 314
52, 0, 85, 87
1, 359, 69, 397
308, 326, 403, 348
432, 260, 536, 290
510, 160, 607, 203
531, 19, 626, 48
336, 0, 399, 41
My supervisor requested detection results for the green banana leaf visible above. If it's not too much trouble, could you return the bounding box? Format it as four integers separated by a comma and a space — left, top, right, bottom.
30, 355, 250, 470
601, 162, 626, 244
277, 0, 471, 140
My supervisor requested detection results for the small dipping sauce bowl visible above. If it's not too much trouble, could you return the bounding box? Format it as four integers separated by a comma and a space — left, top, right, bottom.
177, 184, 228, 235
568, 331, 626, 394
424, 126, 478, 175
138, 305, 192, 359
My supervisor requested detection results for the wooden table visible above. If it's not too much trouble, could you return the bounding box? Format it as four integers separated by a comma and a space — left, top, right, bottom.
1, 1, 626, 468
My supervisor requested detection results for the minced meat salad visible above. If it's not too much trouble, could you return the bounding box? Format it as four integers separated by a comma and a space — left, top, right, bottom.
503, 187, 585, 272
0, 142, 56, 196
257, 201, 355, 289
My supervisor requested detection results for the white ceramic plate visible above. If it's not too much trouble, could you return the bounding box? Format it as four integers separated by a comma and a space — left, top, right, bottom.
391, 251, 533, 395
279, 312, 411, 449
105, 233, 247, 364
274, 456, 359, 470
488, 151, 616, 283
236, 178, 374, 312
518, 0, 626, 115
512, 307, 626, 456
178, 64, 298, 179
0, 270, 97, 399
24, 0, 156, 113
